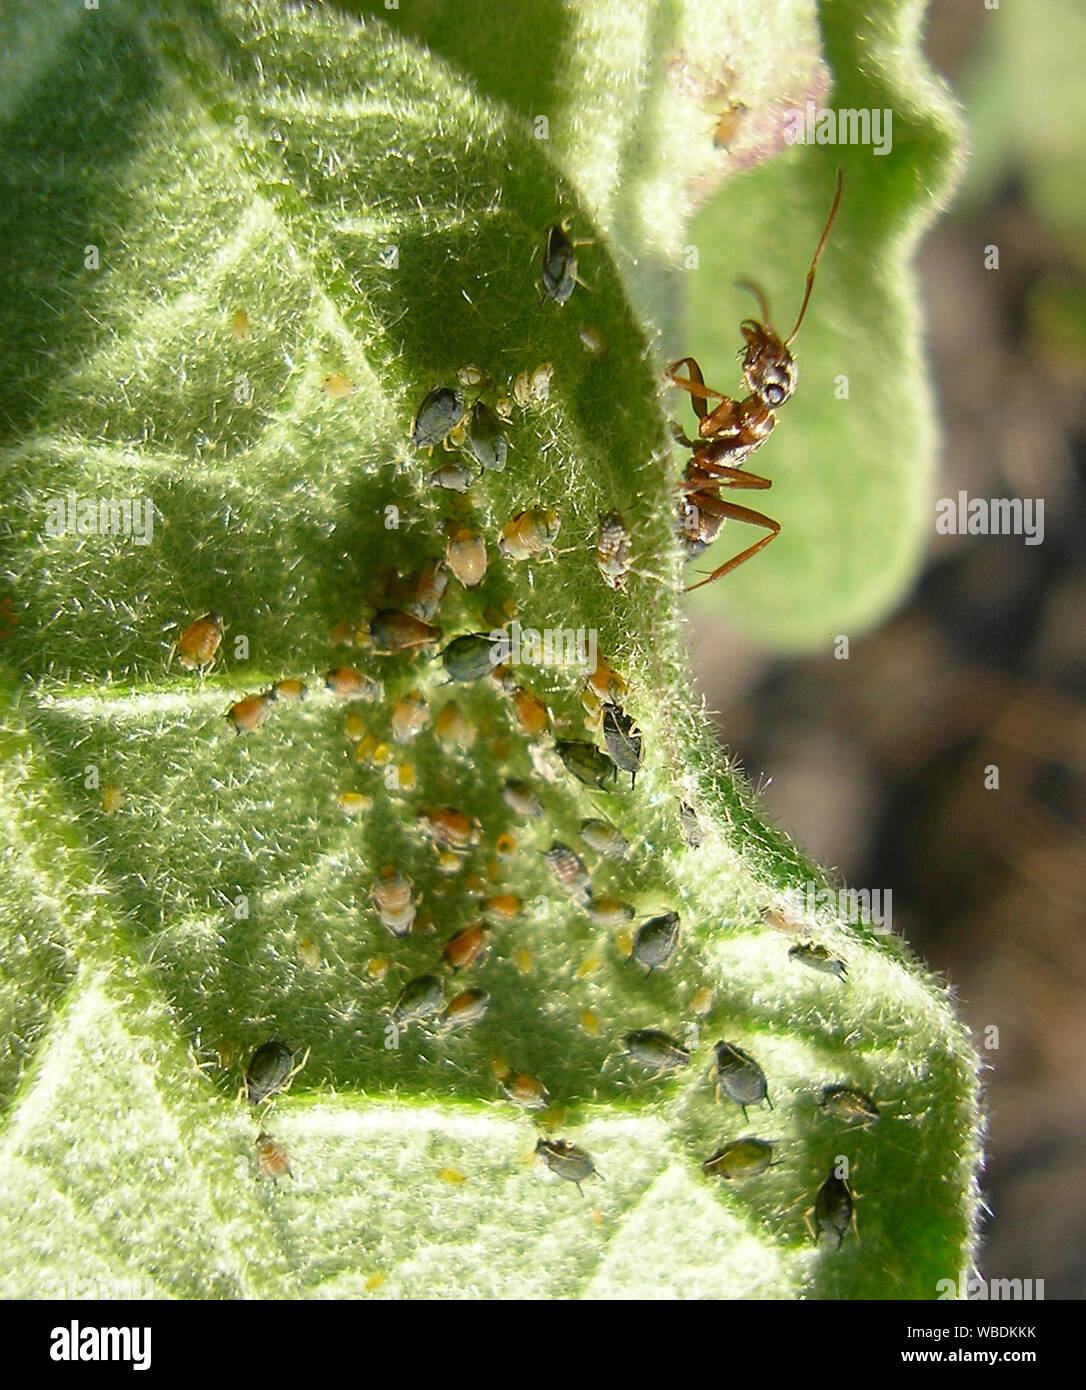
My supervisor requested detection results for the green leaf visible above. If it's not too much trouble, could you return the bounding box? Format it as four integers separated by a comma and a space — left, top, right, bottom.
0, 0, 979, 1299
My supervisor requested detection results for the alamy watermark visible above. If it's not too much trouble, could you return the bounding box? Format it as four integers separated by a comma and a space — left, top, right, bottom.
781, 881, 893, 934
44, 492, 155, 546
488, 620, 597, 676
937, 1269, 1045, 1301
936, 491, 1044, 545
783, 101, 892, 156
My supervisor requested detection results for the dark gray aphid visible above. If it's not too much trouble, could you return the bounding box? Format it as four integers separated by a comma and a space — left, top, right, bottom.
246, 1040, 295, 1105
631, 912, 681, 972
412, 386, 464, 448
714, 1040, 771, 1119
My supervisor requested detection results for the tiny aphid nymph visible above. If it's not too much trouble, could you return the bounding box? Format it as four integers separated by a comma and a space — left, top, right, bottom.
175, 611, 223, 673
601, 704, 643, 788
412, 386, 465, 449
441, 633, 498, 683
702, 1137, 775, 1180
544, 842, 592, 907
391, 973, 445, 1026
596, 512, 634, 591
255, 1131, 292, 1181
810, 1167, 856, 1249
713, 1040, 771, 1119
535, 1137, 599, 1194
631, 912, 681, 973
818, 1085, 879, 1128
556, 739, 614, 791
789, 941, 848, 981
623, 1029, 691, 1074
246, 1039, 298, 1105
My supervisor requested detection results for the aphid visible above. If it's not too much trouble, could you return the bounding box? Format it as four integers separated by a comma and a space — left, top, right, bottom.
702, 1137, 775, 1180
429, 460, 473, 493
541, 221, 583, 306
442, 988, 490, 1030
246, 1040, 298, 1105
818, 1086, 879, 1128
255, 1131, 292, 1181
494, 832, 516, 856
390, 689, 429, 743
456, 364, 489, 388
442, 924, 491, 971
418, 806, 482, 853
586, 896, 635, 927
101, 784, 122, 814
465, 401, 508, 472
482, 893, 521, 923
691, 985, 715, 1016
297, 937, 321, 970
669, 169, 842, 590
502, 781, 544, 820
444, 528, 488, 588
789, 941, 848, 980
323, 372, 356, 397
412, 385, 465, 448
678, 801, 704, 848
710, 101, 746, 150
328, 618, 357, 646
371, 866, 417, 939
535, 1137, 598, 1194
500, 1072, 550, 1110
584, 659, 628, 705
601, 703, 643, 788
544, 842, 592, 906
175, 611, 223, 673
596, 512, 634, 591
810, 1167, 856, 1249
231, 309, 249, 340
578, 323, 605, 358
391, 973, 445, 1026
226, 690, 276, 735
324, 667, 382, 701
556, 739, 614, 790
271, 677, 306, 702
368, 609, 443, 654
713, 1040, 771, 1119
579, 818, 629, 860
441, 633, 497, 683
434, 701, 475, 750
408, 561, 448, 623
499, 507, 561, 562
337, 790, 372, 815
631, 912, 681, 973
513, 686, 551, 738
436, 1167, 467, 1184
623, 1029, 691, 1074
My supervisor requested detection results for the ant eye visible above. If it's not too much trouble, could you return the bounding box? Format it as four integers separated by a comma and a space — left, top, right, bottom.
766, 384, 785, 406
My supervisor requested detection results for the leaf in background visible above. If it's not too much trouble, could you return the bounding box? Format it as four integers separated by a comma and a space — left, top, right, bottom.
0, 0, 980, 1299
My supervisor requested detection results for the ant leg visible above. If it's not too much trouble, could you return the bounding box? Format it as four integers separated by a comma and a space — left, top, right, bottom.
667, 357, 727, 420
692, 463, 773, 491
684, 502, 780, 590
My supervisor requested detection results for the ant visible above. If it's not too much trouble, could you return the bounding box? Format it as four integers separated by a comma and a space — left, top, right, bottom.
669, 168, 843, 590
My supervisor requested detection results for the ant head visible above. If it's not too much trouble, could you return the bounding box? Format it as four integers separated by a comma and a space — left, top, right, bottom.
738, 311, 797, 408
735, 169, 844, 412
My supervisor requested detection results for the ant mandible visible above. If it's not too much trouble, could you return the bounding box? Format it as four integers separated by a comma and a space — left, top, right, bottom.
669, 168, 843, 590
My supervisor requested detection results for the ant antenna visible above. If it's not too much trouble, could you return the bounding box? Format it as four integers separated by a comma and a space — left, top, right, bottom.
734, 280, 773, 332
785, 167, 843, 346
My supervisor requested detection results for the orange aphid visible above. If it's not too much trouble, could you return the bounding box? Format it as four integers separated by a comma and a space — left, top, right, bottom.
513, 687, 551, 738
176, 612, 223, 673
255, 1131, 292, 1181
442, 924, 491, 971
225, 691, 275, 734
324, 667, 382, 701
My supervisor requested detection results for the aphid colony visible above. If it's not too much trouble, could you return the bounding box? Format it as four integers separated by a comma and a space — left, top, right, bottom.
187, 211, 872, 1240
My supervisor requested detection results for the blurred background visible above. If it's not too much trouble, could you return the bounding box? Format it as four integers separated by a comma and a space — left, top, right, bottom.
689, 0, 1086, 1297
